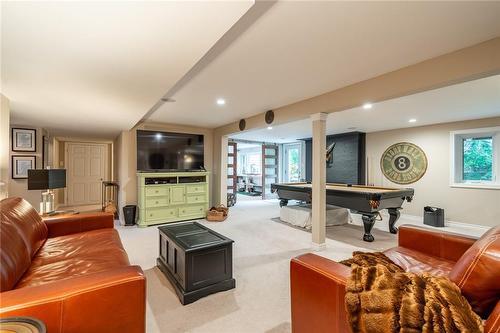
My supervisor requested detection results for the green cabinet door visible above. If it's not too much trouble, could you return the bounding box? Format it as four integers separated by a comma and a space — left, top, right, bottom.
170, 186, 186, 205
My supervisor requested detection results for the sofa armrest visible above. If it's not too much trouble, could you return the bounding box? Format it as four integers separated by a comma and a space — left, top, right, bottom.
0, 266, 145, 333
485, 300, 500, 333
290, 253, 351, 333
43, 212, 114, 238
398, 225, 477, 262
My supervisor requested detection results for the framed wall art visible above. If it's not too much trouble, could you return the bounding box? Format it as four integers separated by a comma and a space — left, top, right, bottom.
12, 128, 37, 152
380, 142, 427, 184
12, 155, 36, 179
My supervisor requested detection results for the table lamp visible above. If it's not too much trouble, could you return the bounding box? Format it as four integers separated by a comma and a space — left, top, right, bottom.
28, 169, 66, 214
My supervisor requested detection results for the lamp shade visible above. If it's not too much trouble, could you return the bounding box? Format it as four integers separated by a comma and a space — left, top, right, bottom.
28, 169, 66, 190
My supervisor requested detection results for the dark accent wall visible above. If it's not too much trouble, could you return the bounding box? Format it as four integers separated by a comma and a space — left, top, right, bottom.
303, 132, 365, 185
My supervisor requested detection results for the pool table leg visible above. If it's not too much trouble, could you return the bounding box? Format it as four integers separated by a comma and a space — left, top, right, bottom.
362, 214, 376, 242
279, 199, 289, 207
388, 208, 401, 234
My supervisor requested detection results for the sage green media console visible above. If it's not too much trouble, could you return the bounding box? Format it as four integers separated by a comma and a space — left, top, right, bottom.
137, 171, 209, 227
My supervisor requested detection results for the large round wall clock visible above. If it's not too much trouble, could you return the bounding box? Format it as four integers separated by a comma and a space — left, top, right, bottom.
380, 142, 427, 185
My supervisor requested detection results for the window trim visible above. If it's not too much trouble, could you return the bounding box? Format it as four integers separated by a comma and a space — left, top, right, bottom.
450, 126, 500, 190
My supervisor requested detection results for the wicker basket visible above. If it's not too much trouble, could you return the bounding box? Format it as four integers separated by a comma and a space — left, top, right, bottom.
206, 204, 229, 222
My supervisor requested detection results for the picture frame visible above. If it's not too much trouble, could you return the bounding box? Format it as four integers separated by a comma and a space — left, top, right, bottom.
12, 128, 37, 152
12, 155, 36, 179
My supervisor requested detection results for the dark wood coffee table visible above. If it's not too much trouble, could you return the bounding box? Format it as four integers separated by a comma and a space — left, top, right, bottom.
157, 221, 235, 305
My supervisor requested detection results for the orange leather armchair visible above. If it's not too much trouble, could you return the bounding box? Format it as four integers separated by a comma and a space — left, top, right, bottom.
0, 197, 146, 333
291, 225, 500, 333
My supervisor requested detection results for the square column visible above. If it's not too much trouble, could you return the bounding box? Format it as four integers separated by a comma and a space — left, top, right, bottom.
311, 112, 328, 249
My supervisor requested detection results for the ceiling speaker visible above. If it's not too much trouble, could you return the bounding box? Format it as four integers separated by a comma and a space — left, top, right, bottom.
239, 119, 246, 131
265, 110, 274, 124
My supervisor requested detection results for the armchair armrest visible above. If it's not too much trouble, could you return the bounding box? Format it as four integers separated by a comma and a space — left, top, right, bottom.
290, 253, 351, 333
0, 266, 145, 333
398, 225, 477, 262
43, 212, 114, 238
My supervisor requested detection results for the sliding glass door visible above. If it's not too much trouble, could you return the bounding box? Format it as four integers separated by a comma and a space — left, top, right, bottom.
283, 143, 302, 183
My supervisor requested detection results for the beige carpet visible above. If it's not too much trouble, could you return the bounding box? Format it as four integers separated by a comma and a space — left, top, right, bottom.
116, 199, 397, 333
271, 217, 397, 251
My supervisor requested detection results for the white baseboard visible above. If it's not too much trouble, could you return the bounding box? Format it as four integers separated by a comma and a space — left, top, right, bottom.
311, 242, 327, 251
443, 220, 490, 232
349, 211, 489, 237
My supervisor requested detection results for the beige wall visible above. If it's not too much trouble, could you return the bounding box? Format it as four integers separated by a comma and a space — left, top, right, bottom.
8, 126, 47, 209
366, 117, 500, 227
211, 38, 500, 205
0, 94, 10, 199
115, 121, 214, 222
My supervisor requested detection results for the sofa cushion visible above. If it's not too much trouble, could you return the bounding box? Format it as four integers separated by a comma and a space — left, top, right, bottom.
0, 197, 48, 258
0, 217, 31, 292
30, 228, 128, 267
15, 228, 130, 289
449, 225, 500, 318
383, 246, 455, 276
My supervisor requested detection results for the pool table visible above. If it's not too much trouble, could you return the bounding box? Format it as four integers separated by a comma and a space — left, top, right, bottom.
270, 182, 414, 242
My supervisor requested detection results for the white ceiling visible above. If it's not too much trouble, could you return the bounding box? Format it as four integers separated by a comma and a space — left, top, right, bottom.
1, 1, 253, 138
148, 1, 500, 128
231, 75, 500, 143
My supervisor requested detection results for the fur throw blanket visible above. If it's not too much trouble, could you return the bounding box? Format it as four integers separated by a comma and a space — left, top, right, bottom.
341, 252, 483, 333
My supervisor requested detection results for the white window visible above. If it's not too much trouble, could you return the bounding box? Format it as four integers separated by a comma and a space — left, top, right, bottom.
450, 127, 500, 189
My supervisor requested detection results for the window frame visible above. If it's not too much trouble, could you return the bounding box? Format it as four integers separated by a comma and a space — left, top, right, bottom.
450, 126, 500, 189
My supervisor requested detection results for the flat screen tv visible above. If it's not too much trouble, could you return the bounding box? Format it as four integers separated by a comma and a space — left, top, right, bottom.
137, 130, 204, 172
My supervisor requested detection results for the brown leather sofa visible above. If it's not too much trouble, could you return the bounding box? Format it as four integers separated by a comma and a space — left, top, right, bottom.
0, 197, 146, 333
291, 224, 500, 333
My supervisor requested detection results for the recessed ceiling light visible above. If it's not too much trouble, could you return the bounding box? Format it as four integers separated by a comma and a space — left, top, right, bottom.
216, 98, 226, 105
267, 126, 273, 130
408, 118, 417, 123
362, 103, 373, 110
155, 133, 162, 140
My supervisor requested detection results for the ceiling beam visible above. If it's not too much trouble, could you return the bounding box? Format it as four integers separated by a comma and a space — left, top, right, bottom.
215, 36, 500, 136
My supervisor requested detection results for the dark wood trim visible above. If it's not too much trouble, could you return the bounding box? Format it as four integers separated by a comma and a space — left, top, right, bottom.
227, 142, 237, 194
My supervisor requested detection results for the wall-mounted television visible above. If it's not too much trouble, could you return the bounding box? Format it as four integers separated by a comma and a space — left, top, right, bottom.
137, 130, 204, 172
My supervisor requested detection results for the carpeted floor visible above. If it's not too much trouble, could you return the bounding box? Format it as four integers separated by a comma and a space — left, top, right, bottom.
117, 199, 388, 333
270, 217, 397, 251
116, 197, 488, 333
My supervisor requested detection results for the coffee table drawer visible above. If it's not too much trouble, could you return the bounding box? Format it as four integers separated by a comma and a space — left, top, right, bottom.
145, 187, 168, 197
146, 207, 177, 220
146, 197, 169, 208
179, 205, 205, 217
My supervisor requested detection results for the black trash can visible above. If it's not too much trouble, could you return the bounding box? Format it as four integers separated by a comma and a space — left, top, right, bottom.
123, 205, 137, 226
423, 206, 444, 227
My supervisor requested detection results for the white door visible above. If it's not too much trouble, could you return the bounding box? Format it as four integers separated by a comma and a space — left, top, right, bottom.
283, 143, 302, 182
66, 143, 108, 206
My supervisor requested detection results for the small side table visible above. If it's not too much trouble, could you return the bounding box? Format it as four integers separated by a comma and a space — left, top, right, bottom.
40, 211, 79, 220
0, 317, 46, 333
